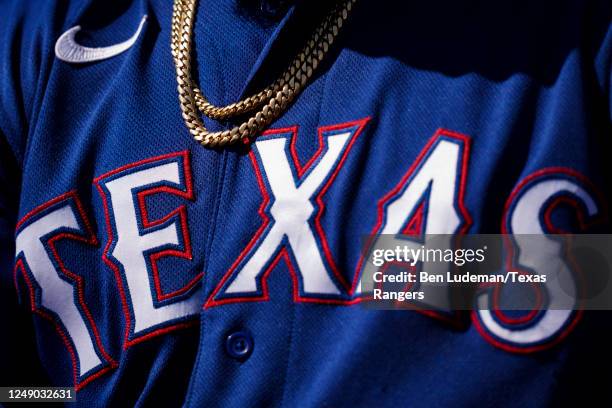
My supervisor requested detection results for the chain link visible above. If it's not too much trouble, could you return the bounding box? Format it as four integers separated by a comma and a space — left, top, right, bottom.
172, 0, 357, 147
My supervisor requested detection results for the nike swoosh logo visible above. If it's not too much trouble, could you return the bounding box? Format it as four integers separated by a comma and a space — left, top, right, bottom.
55, 15, 147, 63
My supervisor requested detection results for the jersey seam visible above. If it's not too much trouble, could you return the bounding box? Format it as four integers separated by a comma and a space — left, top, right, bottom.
183, 7, 231, 403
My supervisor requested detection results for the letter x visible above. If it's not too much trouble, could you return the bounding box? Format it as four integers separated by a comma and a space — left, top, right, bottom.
208, 120, 369, 305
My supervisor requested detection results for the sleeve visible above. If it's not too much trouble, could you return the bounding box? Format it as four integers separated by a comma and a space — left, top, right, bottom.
0, 132, 49, 387
591, 1, 612, 121
0, 0, 52, 387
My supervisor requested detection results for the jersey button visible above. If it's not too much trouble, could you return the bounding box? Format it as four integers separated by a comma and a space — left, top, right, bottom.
225, 331, 254, 361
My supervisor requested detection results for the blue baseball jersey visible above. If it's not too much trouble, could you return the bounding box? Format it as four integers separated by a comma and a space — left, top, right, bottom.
1, 0, 611, 406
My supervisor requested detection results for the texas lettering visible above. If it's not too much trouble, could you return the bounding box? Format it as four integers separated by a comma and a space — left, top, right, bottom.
13, 121, 602, 388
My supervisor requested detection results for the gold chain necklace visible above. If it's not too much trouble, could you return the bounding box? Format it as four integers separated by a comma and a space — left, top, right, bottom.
171, 0, 357, 147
